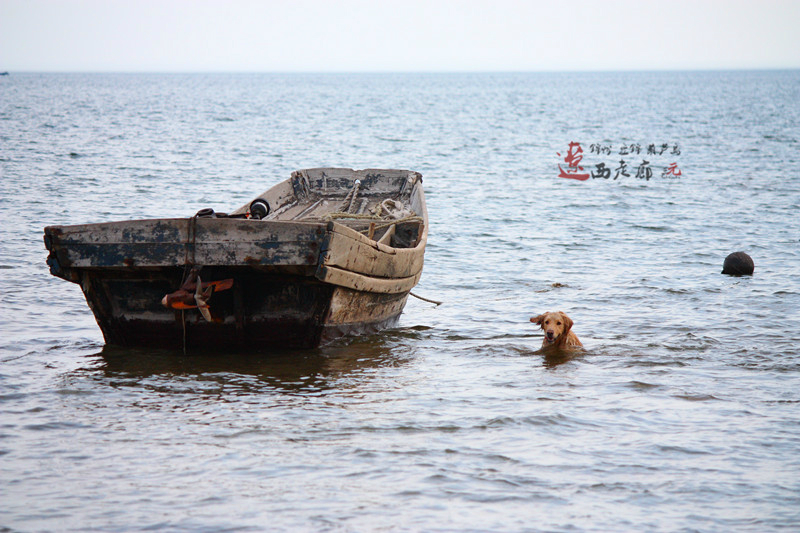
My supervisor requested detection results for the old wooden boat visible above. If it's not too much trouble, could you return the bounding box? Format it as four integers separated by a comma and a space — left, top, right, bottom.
44, 168, 427, 350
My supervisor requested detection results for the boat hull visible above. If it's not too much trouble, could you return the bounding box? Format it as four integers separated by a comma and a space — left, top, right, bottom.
72, 266, 408, 350
43, 168, 427, 351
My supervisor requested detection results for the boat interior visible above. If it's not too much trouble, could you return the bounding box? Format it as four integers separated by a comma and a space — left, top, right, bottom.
234, 168, 426, 249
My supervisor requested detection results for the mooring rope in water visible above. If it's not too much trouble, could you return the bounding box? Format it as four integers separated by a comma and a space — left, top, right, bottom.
409, 291, 443, 306
181, 309, 187, 355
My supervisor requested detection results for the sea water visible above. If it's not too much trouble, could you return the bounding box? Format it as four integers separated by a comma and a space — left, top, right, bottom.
1, 71, 799, 531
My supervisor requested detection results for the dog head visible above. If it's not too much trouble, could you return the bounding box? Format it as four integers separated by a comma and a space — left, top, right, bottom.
530, 311, 574, 345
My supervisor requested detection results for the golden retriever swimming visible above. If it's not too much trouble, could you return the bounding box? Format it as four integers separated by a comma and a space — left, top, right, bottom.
530, 311, 583, 349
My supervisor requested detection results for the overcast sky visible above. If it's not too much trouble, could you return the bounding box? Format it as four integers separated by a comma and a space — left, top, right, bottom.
1, 0, 799, 72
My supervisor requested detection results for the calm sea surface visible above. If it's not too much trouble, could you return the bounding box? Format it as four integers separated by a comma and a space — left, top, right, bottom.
1, 71, 799, 532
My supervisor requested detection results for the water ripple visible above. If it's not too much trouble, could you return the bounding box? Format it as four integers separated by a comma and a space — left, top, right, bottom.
1, 71, 799, 532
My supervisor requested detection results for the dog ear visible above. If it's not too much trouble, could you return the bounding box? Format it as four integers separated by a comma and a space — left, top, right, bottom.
530, 314, 545, 326
558, 312, 573, 333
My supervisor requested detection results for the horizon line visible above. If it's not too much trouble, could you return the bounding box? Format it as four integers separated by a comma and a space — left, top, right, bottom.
3, 67, 800, 75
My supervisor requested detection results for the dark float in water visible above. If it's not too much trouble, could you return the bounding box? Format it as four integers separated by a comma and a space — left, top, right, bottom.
43, 168, 428, 350
721, 251, 754, 276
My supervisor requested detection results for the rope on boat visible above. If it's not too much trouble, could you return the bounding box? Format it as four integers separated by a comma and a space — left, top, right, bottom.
325, 212, 383, 220
323, 213, 424, 234
328, 198, 422, 232
338, 179, 362, 214
180, 215, 199, 355
347, 179, 361, 213
184, 215, 198, 268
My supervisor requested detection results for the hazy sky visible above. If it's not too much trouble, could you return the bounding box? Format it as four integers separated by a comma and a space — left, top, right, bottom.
2, 0, 799, 72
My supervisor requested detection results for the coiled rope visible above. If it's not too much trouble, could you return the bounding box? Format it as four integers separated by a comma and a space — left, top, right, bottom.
324, 212, 424, 234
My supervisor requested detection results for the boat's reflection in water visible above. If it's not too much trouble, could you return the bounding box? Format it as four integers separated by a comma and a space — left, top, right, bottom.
91, 328, 423, 395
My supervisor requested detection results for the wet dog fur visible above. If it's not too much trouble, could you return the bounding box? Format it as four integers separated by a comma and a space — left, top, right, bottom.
530, 311, 583, 349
